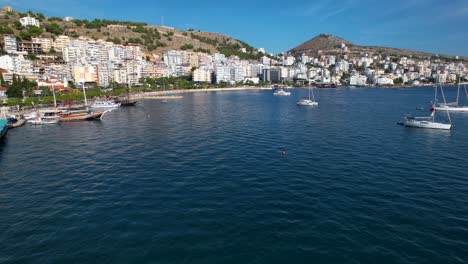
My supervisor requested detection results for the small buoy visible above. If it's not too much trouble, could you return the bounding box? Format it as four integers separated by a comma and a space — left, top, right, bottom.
282, 151, 287, 156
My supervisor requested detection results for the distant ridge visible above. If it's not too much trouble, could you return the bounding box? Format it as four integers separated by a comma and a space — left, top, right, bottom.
289, 34, 352, 55
288, 34, 465, 60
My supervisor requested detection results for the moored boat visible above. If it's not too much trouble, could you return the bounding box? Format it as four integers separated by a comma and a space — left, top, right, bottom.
90, 100, 121, 109
402, 79, 452, 130
273, 89, 291, 96
297, 87, 318, 106
58, 109, 107, 121
29, 109, 61, 125
0, 118, 7, 139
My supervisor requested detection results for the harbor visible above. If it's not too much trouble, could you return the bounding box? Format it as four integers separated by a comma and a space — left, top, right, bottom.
2, 88, 468, 264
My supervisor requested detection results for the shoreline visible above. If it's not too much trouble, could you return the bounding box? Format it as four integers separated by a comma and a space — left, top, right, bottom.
132, 84, 447, 98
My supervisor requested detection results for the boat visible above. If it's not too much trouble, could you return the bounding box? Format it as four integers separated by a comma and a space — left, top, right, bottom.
116, 98, 137, 106
90, 100, 121, 109
433, 77, 468, 112
116, 85, 138, 106
403, 81, 452, 130
56, 83, 107, 121
297, 87, 318, 106
273, 88, 291, 96
58, 108, 106, 121
0, 118, 7, 139
1, 107, 9, 138
29, 109, 61, 125
7, 118, 26, 128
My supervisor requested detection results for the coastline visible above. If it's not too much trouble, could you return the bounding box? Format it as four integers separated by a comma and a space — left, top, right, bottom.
133, 86, 274, 99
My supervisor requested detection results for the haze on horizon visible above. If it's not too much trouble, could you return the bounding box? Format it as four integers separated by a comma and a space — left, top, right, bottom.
1, 0, 468, 56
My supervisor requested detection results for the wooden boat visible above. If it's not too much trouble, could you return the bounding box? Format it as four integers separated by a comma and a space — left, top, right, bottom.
58, 109, 107, 121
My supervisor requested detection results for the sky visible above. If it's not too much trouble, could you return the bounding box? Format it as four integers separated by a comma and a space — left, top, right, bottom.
2, 0, 468, 56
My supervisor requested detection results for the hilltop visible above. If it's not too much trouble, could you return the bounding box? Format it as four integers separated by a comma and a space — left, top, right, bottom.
0, 9, 263, 60
289, 34, 466, 62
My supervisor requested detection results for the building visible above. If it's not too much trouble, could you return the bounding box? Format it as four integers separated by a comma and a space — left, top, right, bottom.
74, 65, 98, 84
350, 75, 367, 86
17, 42, 43, 54
262, 68, 281, 83
0, 87, 6, 98
19, 16, 40, 27
64, 16, 73, 22
32, 37, 53, 52
193, 68, 212, 83
3, 6, 12, 12
53, 35, 71, 51
3, 36, 17, 54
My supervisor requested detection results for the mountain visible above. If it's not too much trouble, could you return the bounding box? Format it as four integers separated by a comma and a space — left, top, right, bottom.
0, 9, 262, 60
288, 34, 465, 61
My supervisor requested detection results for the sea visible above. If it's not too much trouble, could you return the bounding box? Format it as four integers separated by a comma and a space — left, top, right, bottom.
1, 87, 467, 264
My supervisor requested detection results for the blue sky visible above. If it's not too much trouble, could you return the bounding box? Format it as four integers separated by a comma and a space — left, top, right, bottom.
2, 0, 468, 56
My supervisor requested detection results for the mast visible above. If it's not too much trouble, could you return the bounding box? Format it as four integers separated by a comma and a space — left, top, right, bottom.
82, 82, 88, 109
52, 83, 57, 108
456, 75, 461, 106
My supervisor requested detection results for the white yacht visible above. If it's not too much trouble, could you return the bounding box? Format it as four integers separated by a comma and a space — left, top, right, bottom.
403, 81, 452, 130
433, 78, 468, 112
90, 100, 121, 109
297, 87, 318, 106
273, 89, 291, 96
29, 109, 61, 125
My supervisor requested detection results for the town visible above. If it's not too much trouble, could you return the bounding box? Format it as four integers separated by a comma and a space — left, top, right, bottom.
0, 6, 467, 102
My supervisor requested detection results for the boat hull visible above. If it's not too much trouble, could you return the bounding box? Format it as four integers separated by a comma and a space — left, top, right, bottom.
434, 106, 468, 112
404, 119, 451, 130
59, 112, 104, 121
297, 100, 318, 106
0, 119, 8, 139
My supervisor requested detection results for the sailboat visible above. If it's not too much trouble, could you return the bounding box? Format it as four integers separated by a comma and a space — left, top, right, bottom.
297, 87, 318, 106
116, 83, 138, 106
433, 76, 468, 112
57, 83, 108, 121
403, 81, 452, 130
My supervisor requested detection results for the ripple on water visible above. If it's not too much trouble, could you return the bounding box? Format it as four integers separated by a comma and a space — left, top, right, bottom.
1, 88, 468, 263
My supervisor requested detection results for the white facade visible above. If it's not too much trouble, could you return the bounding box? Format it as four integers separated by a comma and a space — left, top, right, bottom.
350, 75, 367, 86
32, 37, 53, 52
3, 36, 17, 54
193, 68, 212, 83
19, 16, 40, 27
376, 77, 394, 85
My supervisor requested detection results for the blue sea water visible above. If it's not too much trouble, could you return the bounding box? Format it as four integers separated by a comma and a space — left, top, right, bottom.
1, 87, 467, 264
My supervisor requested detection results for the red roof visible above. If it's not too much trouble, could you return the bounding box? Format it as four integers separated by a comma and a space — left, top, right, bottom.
0, 87, 6, 91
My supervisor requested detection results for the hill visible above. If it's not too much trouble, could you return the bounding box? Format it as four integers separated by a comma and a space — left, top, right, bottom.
0, 9, 263, 60
289, 34, 466, 62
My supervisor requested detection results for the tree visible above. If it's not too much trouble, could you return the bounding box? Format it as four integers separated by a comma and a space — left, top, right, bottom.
0, 72, 5, 87
46, 23, 64, 35
13, 21, 23, 30
6, 75, 24, 98
393, 77, 403, 85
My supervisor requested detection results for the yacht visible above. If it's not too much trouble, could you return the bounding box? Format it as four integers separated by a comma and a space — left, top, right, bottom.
90, 100, 121, 109
273, 89, 291, 96
433, 76, 468, 112
403, 80, 452, 130
29, 109, 61, 125
297, 87, 318, 106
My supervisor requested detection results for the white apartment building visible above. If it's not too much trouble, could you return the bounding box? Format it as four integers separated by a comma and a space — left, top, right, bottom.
3, 36, 17, 53
376, 77, 394, 85
53, 35, 71, 51
350, 75, 367, 86
32, 37, 53, 52
193, 68, 212, 83
19, 16, 40, 27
